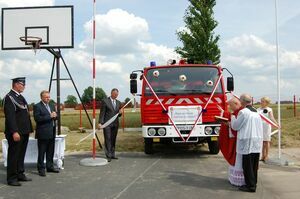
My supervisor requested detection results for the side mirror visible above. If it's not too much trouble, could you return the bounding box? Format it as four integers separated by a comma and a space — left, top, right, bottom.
227, 77, 234, 92
130, 73, 138, 94
130, 73, 137, 79
130, 80, 137, 94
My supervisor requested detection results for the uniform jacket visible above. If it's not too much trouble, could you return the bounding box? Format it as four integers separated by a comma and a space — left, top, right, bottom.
33, 101, 56, 139
3, 90, 33, 135
99, 97, 121, 127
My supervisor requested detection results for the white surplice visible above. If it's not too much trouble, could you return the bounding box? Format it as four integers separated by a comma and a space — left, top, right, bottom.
231, 108, 263, 155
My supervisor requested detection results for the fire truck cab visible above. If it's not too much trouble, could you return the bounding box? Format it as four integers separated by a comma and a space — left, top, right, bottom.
130, 60, 234, 154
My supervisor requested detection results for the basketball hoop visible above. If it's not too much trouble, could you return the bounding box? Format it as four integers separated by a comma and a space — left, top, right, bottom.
19, 36, 42, 54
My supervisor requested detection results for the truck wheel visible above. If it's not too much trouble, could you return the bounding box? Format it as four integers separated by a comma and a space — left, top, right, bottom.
144, 138, 154, 154
208, 140, 219, 154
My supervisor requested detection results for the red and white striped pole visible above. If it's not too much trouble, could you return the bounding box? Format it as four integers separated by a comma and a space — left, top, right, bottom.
294, 95, 296, 117
92, 0, 96, 159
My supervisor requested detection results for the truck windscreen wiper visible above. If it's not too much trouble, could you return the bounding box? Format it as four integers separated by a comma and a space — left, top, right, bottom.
155, 89, 177, 96
184, 89, 212, 95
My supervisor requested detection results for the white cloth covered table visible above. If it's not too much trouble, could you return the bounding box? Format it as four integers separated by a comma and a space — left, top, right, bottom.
2, 135, 66, 169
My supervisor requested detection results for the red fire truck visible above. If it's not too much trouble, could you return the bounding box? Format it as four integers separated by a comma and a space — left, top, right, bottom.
130, 60, 234, 154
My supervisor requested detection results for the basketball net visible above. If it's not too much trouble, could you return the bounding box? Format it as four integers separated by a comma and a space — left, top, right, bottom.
19, 36, 42, 55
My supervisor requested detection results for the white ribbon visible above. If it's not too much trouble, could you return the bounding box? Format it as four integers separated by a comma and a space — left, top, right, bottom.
76, 98, 134, 145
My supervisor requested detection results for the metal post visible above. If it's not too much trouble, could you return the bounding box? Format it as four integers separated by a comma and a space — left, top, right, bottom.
80, 104, 83, 129
48, 57, 55, 92
294, 95, 296, 117
275, 0, 281, 159
122, 108, 125, 133
56, 52, 61, 135
92, 0, 97, 159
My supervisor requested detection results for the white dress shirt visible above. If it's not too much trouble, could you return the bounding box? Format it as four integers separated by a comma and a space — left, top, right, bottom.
231, 108, 263, 155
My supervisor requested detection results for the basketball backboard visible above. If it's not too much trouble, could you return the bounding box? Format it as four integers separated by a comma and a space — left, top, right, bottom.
1, 5, 74, 50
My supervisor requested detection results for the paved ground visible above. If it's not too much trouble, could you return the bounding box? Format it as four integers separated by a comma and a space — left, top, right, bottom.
0, 147, 299, 199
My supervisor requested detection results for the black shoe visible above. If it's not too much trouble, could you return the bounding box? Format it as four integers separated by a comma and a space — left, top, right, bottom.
239, 185, 256, 192
47, 168, 60, 173
8, 181, 21, 186
18, 176, 32, 182
107, 158, 111, 162
39, 170, 46, 177
112, 157, 118, 160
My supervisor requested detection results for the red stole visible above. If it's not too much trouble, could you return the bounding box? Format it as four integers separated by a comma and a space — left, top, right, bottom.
219, 109, 241, 166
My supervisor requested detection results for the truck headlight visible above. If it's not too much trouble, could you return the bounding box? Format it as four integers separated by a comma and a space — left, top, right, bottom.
148, 128, 156, 136
214, 127, 220, 135
157, 128, 166, 136
204, 127, 213, 135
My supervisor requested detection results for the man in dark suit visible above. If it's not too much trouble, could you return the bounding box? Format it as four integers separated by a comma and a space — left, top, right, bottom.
3, 77, 33, 186
98, 88, 122, 162
33, 90, 59, 176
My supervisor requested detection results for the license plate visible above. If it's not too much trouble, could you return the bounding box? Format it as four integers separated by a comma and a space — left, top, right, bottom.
153, 138, 160, 143
211, 137, 218, 141
176, 125, 193, 131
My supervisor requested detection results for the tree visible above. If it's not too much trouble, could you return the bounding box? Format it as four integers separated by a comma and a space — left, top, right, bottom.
176, 0, 221, 64
124, 97, 133, 108
82, 86, 107, 104
0, 97, 2, 106
64, 95, 78, 107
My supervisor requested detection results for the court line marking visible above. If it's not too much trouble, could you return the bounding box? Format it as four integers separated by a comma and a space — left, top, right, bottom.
113, 157, 161, 199
0, 185, 7, 189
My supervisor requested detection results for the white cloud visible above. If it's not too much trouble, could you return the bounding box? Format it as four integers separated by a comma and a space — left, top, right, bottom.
224, 34, 276, 57
221, 34, 300, 101
0, 59, 51, 78
138, 41, 179, 63
80, 8, 149, 55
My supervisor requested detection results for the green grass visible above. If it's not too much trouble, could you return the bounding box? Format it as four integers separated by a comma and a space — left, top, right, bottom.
65, 130, 144, 152
1, 104, 300, 152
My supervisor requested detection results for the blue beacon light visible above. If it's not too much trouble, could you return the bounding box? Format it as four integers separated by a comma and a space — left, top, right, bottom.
150, 61, 156, 67
207, 60, 213, 65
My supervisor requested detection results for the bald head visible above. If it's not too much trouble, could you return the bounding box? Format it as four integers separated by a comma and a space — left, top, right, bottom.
228, 97, 241, 112
240, 93, 252, 107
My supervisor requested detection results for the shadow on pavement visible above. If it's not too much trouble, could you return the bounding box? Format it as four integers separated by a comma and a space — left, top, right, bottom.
167, 171, 237, 191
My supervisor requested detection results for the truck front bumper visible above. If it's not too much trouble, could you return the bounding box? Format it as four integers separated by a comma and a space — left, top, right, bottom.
142, 124, 220, 143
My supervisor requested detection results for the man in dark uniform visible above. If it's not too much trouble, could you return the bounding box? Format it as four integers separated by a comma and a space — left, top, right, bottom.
98, 88, 122, 162
33, 90, 59, 177
3, 77, 33, 186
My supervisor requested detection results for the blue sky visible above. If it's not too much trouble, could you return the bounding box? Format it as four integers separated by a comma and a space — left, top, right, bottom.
1, 0, 300, 103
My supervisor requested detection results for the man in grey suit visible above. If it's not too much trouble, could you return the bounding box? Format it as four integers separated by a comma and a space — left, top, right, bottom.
98, 88, 122, 162
33, 90, 59, 176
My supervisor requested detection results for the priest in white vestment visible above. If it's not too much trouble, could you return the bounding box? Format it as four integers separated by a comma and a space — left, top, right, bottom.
231, 94, 263, 193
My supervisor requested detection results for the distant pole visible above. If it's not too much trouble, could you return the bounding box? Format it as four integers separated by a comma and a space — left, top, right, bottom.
80, 104, 82, 129
92, 0, 96, 159
294, 95, 296, 117
275, 0, 281, 159
122, 108, 125, 133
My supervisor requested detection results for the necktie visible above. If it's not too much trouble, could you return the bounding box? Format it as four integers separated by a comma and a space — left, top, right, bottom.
46, 104, 51, 113
113, 100, 116, 110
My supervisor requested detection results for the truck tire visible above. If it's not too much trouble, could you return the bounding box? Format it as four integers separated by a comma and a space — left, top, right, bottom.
144, 138, 154, 154
208, 140, 219, 154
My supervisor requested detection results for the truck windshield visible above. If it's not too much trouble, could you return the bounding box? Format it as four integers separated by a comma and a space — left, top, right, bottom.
144, 66, 222, 96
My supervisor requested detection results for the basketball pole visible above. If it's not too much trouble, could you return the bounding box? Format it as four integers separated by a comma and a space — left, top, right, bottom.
47, 49, 103, 149
47, 48, 102, 149
47, 49, 62, 135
